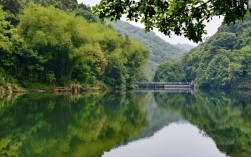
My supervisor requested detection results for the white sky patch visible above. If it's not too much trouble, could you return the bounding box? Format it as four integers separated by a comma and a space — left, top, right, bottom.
78, 0, 100, 6
77, 0, 223, 46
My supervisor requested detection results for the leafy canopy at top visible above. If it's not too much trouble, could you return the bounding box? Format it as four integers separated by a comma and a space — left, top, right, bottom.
94, 0, 250, 42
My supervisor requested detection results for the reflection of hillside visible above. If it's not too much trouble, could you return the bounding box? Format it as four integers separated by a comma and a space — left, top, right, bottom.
133, 91, 182, 138
1, 91, 250, 157
0, 93, 147, 157
154, 91, 251, 157
0, 91, 187, 157
97, 91, 183, 148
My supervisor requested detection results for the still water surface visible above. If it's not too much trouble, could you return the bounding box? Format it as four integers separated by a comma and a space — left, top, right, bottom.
0, 90, 250, 157
103, 122, 225, 157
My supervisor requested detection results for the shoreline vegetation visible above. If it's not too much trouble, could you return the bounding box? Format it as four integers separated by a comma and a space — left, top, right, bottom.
0, 82, 110, 95
0, 1, 149, 92
0, 84, 83, 95
2, 83, 251, 97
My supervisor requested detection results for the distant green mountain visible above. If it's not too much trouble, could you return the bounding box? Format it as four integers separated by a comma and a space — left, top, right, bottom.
109, 20, 187, 80
175, 43, 194, 51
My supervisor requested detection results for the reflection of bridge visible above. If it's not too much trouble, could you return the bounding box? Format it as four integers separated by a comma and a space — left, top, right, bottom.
136, 82, 194, 89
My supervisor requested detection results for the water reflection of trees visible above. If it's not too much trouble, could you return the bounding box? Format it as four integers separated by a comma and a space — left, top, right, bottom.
0, 92, 147, 157
154, 91, 251, 157
1, 91, 250, 157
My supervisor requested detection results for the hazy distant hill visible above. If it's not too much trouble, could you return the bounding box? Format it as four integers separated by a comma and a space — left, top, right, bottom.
109, 20, 187, 80
175, 43, 194, 51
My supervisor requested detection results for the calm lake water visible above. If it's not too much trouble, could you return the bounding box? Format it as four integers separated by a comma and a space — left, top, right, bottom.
0, 90, 250, 157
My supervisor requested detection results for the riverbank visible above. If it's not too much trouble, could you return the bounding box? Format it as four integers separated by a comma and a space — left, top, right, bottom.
2, 80, 251, 95
0, 81, 109, 95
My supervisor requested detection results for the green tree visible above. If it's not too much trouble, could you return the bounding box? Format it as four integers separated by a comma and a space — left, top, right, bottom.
154, 61, 185, 82
94, 0, 249, 42
18, 4, 106, 85
203, 53, 231, 88
15, 3, 149, 88
75, 4, 98, 23
0, 6, 43, 84
0, 0, 23, 25
31, 0, 78, 10
208, 32, 237, 50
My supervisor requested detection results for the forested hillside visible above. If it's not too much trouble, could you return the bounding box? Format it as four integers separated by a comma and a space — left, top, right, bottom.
154, 17, 251, 89
175, 43, 194, 51
0, 1, 149, 90
110, 20, 186, 80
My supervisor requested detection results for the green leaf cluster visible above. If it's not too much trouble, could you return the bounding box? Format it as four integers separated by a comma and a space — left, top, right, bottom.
94, 0, 250, 42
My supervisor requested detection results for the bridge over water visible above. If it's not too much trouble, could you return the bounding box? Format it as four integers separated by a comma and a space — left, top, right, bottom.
136, 82, 194, 89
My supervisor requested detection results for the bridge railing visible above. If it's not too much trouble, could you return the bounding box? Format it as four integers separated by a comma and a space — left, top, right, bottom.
136, 82, 192, 85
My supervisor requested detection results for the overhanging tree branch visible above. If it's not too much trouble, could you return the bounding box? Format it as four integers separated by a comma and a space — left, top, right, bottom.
93, 0, 250, 43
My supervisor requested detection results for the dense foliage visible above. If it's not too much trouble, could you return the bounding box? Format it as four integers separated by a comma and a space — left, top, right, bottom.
94, 0, 250, 42
153, 61, 185, 82
0, 2, 149, 89
110, 20, 186, 80
0, 0, 79, 25
155, 17, 251, 89
183, 17, 251, 89
0, 6, 24, 85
